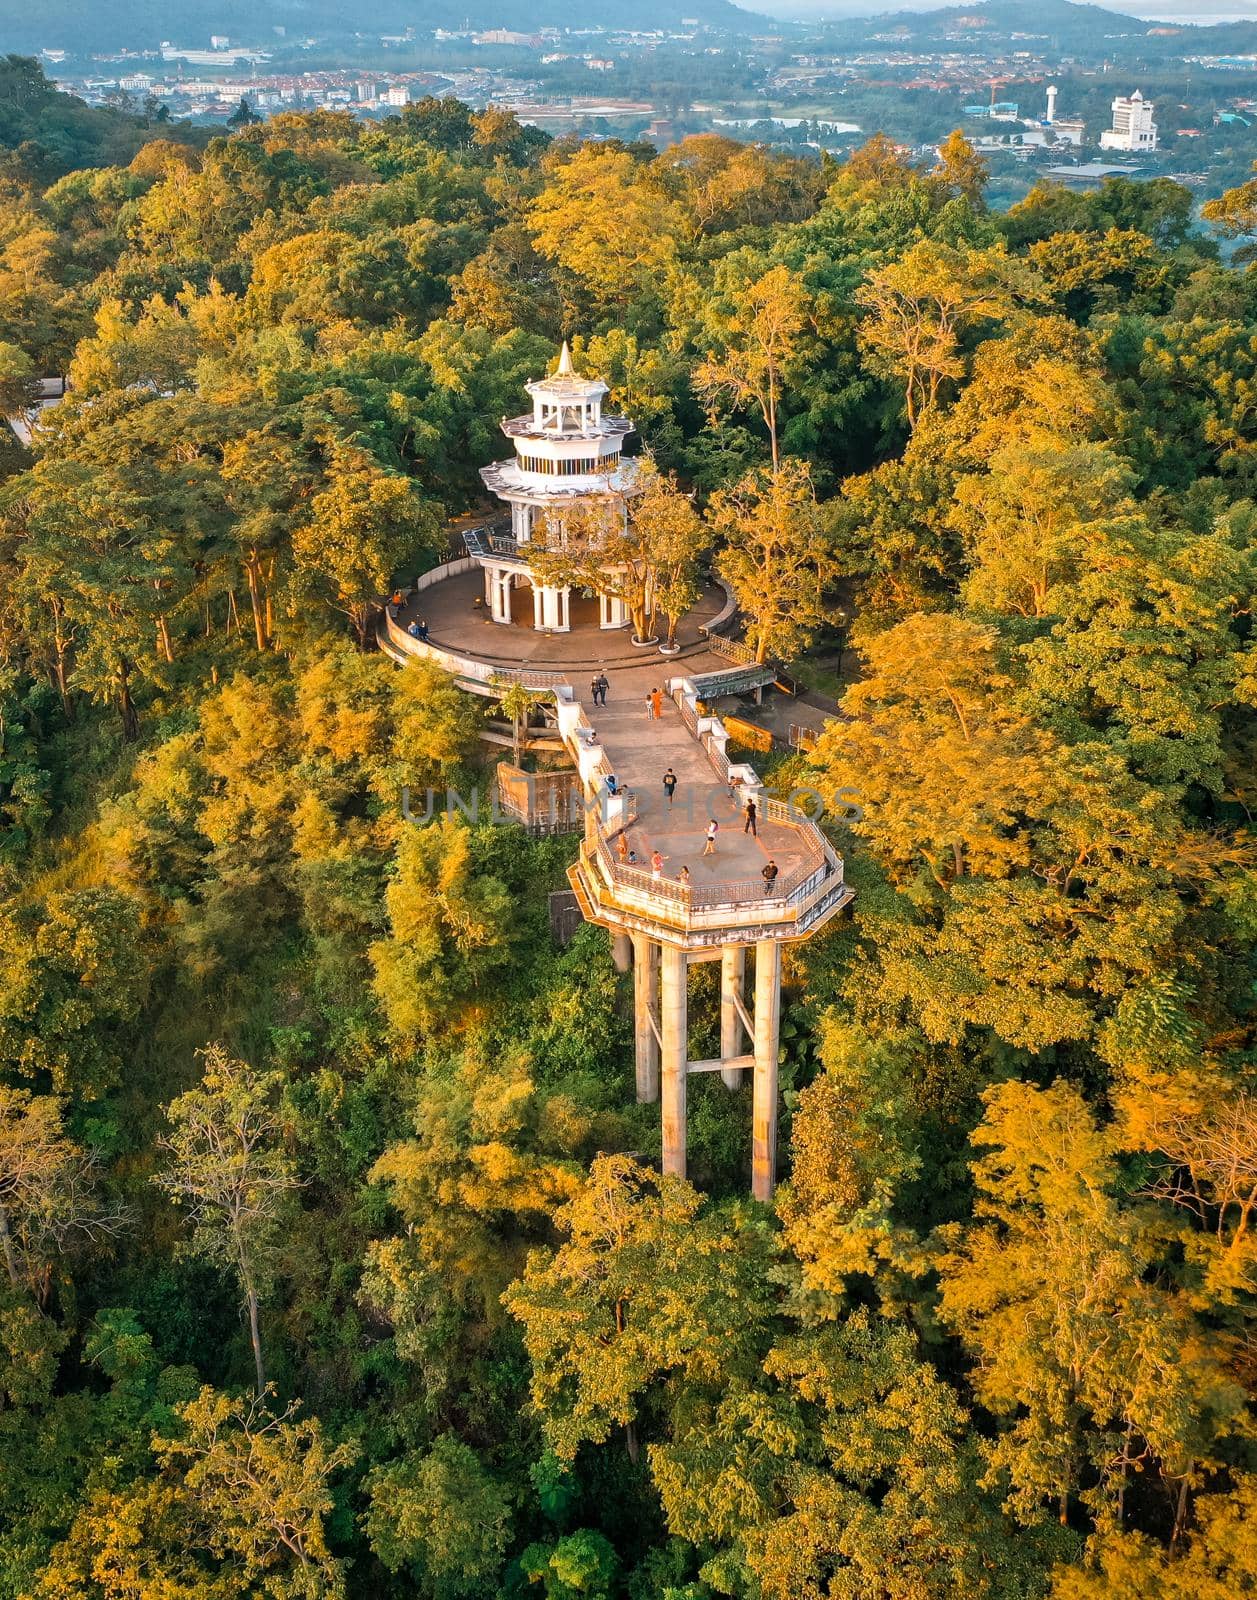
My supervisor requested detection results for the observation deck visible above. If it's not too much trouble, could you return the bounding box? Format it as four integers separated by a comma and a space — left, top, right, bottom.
552, 679, 852, 1201
563, 695, 849, 953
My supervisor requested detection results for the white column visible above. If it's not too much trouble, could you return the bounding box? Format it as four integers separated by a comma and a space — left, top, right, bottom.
599, 593, 611, 628
632, 934, 659, 1105
720, 945, 746, 1090
752, 940, 782, 1202
499, 571, 513, 624
532, 582, 543, 630
557, 587, 571, 632
660, 943, 687, 1178
484, 565, 494, 608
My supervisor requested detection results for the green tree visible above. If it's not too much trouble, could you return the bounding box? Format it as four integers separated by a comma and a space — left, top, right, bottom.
937, 1082, 1244, 1532
292, 438, 440, 648
156, 1048, 301, 1397
0, 888, 147, 1099
503, 1156, 777, 1463
0, 1089, 121, 1297
369, 817, 516, 1044
694, 262, 810, 472
364, 1434, 511, 1594
856, 240, 1044, 429
709, 459, 840, 663
157, 1387, 355, 1598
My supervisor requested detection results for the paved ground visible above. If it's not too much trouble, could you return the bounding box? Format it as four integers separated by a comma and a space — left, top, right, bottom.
401, 568, 729, 674
589, 697, 818, 895
395, 565, 828, 892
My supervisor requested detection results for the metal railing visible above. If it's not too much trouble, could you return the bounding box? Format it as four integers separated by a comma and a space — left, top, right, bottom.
703, 631, 760, 666
704, 733, 731, 781
463, 527, 525, 563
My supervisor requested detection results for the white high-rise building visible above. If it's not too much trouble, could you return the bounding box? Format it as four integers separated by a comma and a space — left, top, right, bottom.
1100, 91, 1158, 152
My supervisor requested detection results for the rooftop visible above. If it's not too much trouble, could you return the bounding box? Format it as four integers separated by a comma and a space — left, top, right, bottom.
525, 341, 609, 401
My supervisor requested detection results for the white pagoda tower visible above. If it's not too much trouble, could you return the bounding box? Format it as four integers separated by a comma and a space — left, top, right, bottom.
474, 344, 638, 632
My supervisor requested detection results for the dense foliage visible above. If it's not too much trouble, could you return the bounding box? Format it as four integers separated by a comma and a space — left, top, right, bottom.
0, 96, 1253, 1599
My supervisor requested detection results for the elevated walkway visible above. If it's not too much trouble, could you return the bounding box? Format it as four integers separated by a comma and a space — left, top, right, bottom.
560, 673, 852, 1201
378, 563, 853, 1202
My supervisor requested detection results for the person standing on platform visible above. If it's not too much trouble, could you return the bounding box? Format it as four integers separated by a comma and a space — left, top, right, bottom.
762, 859, 779, 896
596, 673, 609, 705
744, 796, 758, 836
651, 687, 663, 719
703, 819, 718, 856
662, 768, 677, 806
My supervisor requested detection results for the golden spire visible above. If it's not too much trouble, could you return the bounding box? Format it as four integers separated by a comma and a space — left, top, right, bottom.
556, 340, 574, 376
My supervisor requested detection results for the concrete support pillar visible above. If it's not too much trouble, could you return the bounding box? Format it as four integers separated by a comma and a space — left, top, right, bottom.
660, 943, 688, 1178
751, 940, 782, 1202
611, 931, 632, 973
532, 582, 542, 630
632, 935, 659, 1105
558, 587, 571, 632
499, 571, 512, 624
719, 945, 746, 1089
483, 565, 494, 607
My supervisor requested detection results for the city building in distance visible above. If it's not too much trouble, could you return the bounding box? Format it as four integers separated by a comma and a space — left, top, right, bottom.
1100, 90, 1158, 153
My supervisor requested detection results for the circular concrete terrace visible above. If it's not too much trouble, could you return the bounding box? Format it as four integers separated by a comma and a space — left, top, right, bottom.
391, 559, 737, 685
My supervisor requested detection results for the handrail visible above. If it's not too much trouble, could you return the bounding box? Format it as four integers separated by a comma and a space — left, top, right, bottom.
381, 610, 567, 690
463, 527, 525, 562
588, 812, 837, 916
702, 631, 760, 666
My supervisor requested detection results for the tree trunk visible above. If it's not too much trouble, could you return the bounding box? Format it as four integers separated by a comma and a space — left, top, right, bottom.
0, 1202, 19, 1288
157, 613, 174, 665
245, 556, 269, 652
116, 657, 139, 741
48, 600, 74, 721
246, 1277, 266, 1398
1171, 1477, 1191, 1546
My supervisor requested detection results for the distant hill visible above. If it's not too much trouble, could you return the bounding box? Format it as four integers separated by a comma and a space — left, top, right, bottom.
798, 0, 1257, 59
0, 0, 761, 54
831, 0, 1155, 39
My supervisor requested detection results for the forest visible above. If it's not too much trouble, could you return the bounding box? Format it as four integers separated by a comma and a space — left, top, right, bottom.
0, 82, 1254, 1599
